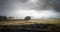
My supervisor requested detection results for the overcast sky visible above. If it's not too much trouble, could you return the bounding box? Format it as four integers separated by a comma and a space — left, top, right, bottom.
0, 0, 60, 19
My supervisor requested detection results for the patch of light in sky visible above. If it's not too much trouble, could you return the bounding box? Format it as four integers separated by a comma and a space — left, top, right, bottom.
10, 9, 58, 19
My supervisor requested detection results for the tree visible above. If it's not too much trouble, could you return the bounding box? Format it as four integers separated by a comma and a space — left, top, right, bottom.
24, 16, 31, 22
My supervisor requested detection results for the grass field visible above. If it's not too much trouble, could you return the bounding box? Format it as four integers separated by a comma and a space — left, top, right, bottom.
0, 19, 60, 25
0, 19, 60, 32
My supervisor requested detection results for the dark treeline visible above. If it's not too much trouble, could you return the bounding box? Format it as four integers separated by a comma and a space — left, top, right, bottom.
0, 16, 7, 21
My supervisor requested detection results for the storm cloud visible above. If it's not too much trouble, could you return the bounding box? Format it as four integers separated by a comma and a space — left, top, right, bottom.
0, 0, 60, 19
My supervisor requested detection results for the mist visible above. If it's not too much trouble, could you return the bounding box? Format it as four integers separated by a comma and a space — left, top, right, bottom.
0, 0, 60, 19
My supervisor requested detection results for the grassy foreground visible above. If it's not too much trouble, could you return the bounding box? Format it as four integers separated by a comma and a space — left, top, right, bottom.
0, 19, 60, 25
0, 19, 60, 32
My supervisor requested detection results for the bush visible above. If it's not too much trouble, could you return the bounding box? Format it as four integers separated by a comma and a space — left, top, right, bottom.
24, 16, 31, 21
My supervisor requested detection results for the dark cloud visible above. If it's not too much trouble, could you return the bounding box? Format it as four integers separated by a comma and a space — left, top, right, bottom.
0, 0, 60, 12
35, 0, 60, 12
19, 0, 28, 3
0, 0, 8, 11
34, 0, 52, 10
51, 0, 60, 12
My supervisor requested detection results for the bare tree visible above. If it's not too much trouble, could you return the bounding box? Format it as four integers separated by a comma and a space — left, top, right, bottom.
24, 16, 31, 23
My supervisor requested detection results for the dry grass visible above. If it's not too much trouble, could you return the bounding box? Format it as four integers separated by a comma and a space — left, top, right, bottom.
0, 19, 60, 25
